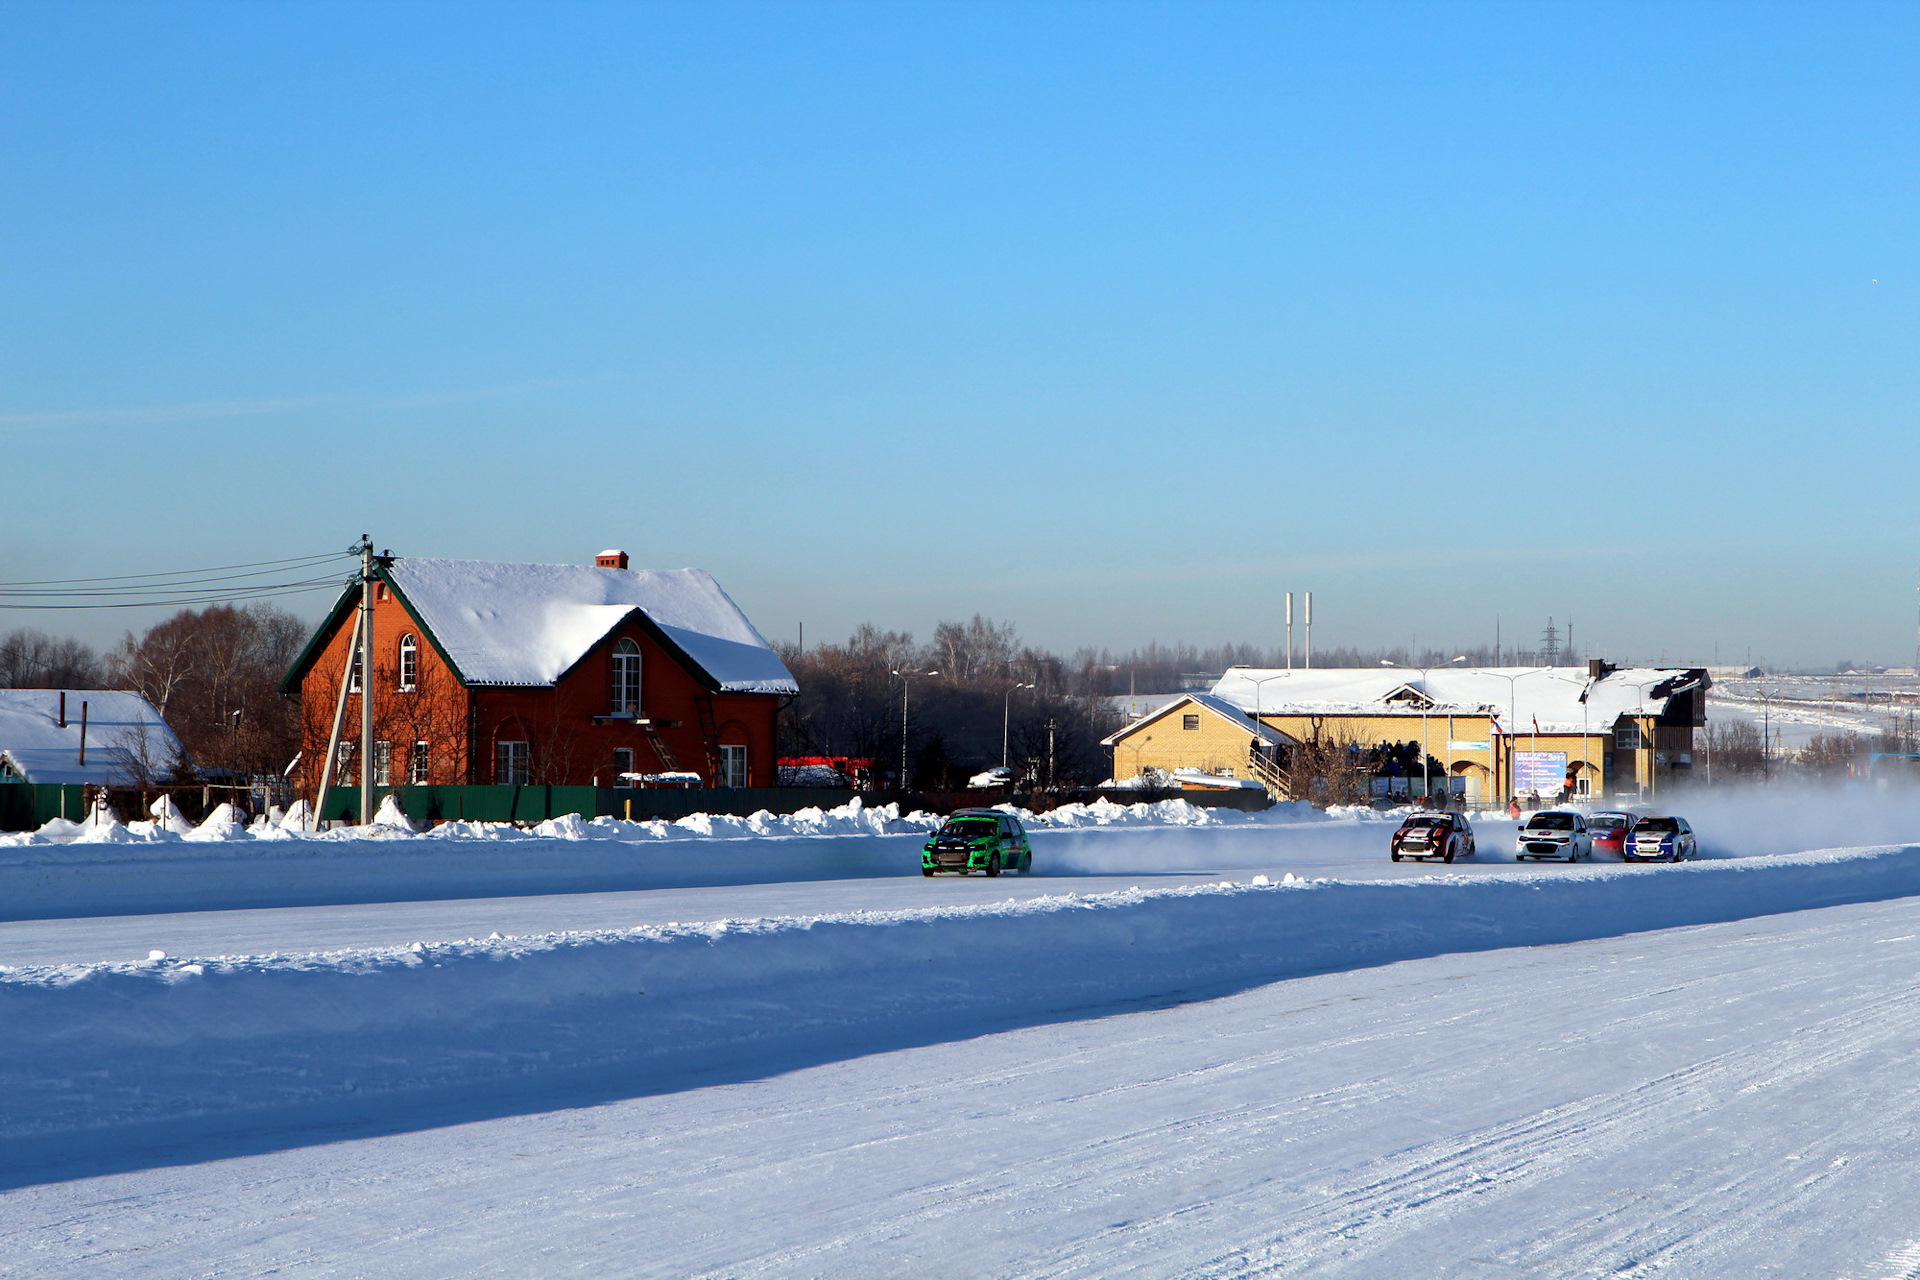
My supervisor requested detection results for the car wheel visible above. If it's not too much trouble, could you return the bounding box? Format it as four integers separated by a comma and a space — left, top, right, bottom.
1017, 854, 1032, 874
922, 866, 935, 877
1391, 849, 1403, 861
985, 854, 1001, 878
1442, 838, 1456, 863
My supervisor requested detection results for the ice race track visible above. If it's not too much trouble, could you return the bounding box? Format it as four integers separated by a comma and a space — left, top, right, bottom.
6, 791, 1920, 1278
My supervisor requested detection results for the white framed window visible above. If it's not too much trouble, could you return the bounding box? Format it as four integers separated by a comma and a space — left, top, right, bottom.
1575, 776, 1593, 796
398, 633, 418, 691
1182, 714, 1200, 730
720, 744, 748, 788
348, 646, 363, 694
336, 741, 355, 785
613, 747, 634, 780
611, 638, 642, 715
409, 741, 430, 785
373, 740, 392, 787
1615, 721, 1643, 750
496, 740, 529, 786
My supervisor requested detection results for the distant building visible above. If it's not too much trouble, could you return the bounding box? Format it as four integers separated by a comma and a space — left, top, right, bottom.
282, 551, 797, 792
1104, 662, 1710, 804
1100, 693, 1294, 790
0, 689, 183, 786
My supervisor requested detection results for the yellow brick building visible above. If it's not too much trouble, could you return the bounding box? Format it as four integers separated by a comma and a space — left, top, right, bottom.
1106, 663, 1708, 804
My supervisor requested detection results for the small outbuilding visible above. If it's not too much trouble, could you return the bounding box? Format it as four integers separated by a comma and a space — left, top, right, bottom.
0, 689, 183, 786
1101, 693, 1296, 790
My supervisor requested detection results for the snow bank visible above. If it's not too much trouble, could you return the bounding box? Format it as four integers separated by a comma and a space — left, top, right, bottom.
7, 841, 1920, 1166
0, 794, 1298, 851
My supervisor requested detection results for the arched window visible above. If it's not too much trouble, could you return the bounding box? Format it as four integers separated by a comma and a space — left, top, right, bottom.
611, 638, 642, 715
398, 634, 418, 692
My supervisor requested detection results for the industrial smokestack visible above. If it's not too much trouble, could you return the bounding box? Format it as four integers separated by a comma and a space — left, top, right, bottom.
1304, 592, 1313, 669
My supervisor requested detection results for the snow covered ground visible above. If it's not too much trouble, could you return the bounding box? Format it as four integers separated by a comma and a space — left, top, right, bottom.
1711, 672, 1920, 750
4, 787, 1920, 1276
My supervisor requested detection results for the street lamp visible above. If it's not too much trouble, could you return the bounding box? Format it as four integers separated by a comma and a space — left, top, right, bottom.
1479, 666, 1552, 805
891, 669, 939, 790
1758, 686, 1773, 783
1617, 673, 1673, 800
1230, 668, 1294, 784
1381, 656, 1466, 803
1003, 682, 1035, 771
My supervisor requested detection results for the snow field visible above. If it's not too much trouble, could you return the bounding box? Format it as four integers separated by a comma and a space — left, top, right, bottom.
7, 840, 1920, 1179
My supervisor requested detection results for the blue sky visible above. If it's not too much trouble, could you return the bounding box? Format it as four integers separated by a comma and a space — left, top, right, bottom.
3, 1, 1915, 668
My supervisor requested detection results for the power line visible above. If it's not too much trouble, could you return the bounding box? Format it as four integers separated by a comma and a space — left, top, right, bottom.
0, 551, 347, 589
0, 565, 349, 597
0, 575, 350, 611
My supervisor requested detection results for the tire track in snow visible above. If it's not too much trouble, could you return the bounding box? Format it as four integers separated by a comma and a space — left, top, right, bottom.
1154, 976, 1920, 1278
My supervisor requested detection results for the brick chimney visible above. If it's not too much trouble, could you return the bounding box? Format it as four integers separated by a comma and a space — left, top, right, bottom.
595, 549, 629, 570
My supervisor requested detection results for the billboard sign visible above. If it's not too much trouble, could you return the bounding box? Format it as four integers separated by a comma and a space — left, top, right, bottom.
1514, 751, 1568, 796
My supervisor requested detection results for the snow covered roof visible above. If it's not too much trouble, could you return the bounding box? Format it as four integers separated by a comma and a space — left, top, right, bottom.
381, 557, 797, 694
0, 690, 183, 785
1209, 666, 1707, 735
1102, 693, 1298, 747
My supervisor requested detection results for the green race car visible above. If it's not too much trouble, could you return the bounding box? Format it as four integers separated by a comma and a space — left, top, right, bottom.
922, 809, 1033, 877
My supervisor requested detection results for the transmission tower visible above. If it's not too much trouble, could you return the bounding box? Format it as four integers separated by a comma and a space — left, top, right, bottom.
1541, 617, 1561, 666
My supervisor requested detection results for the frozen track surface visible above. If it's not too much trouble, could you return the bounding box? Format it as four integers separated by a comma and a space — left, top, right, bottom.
8, 896, 1920, 1278
0, 818, 1683, 966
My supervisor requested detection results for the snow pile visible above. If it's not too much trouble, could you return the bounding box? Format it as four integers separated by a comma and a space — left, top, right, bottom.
6, 842, 1920, 1158
129, 796, 195, 838
0, 794, 1302, 850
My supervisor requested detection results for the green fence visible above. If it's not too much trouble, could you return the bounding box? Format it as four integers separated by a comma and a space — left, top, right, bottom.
0, 784, 90, 831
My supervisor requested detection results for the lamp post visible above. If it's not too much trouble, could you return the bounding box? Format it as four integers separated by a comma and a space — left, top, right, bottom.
1543, 671, 1595, 800
1759, 687, 1772, 783
890, 669, 939, 790
1233, 668, 1293, 781
1618, 673, 1666, 800
1002, 682, 1035, 772
1484, 666, 1551, 804
1382, 656, 1466, 803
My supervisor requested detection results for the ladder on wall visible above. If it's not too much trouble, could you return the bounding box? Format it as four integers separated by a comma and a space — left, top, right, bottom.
640, 722, 681, 773
692, 692, 723, 784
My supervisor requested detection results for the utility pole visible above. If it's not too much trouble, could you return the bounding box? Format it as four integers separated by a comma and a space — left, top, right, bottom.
891, 669, 938, 791
358, 535, 375, 825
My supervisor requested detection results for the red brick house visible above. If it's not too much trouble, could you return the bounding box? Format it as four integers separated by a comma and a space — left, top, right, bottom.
283, 551, 796, 792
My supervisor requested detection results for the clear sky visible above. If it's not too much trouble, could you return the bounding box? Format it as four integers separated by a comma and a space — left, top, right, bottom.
3, 1, 1915, 669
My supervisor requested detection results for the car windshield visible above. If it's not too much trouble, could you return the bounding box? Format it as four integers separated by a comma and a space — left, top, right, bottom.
1590, 816, 1630, 831
1637, 817, 1680, 833
939, 818, 998, 837
1526, 814, 1576, 831
1402, 816, 1442, 829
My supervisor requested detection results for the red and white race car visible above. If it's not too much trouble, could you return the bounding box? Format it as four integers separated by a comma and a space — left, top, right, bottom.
1390, 811, 1476, 863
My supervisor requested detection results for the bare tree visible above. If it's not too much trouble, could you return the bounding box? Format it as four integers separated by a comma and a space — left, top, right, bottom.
110, 604, 307, 778
0, 629, 104, 688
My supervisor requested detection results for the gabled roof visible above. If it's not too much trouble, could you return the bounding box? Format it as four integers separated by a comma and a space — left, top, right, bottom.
1209, 666, 1708, 734
286, 556, 798, 695
1101, 692, 1298, 747
0, 689, 182, 785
